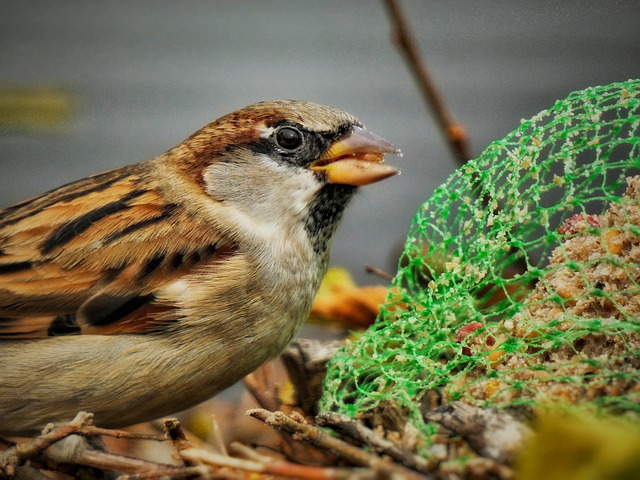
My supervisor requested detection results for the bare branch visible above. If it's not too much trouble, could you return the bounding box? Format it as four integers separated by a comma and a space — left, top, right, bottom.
182, 446, 365, 479
364, 264, 394, 281
247, 409, 430, 479
244, 366, 281, 412
0, 411, 94, 475
82, 426, 166, 442
425, 401, 531, 464
209, 414, 229, 456
317, 412, 434, 474
383, 0, 471, 165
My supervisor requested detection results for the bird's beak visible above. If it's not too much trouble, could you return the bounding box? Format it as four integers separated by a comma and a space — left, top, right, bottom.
310, 126, 401, 186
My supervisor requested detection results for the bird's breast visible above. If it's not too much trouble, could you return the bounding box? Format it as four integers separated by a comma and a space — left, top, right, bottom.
165, 226, 324, 362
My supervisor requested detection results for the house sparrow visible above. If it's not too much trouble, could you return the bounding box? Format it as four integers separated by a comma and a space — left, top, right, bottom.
0, 100, 399, 436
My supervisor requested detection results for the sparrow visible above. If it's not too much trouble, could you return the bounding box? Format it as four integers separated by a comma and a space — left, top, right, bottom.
0, 100, 400, 436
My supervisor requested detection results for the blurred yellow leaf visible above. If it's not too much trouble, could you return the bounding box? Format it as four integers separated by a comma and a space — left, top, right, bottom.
310, 267, 388, 329
0, 85, 75, 132
517, 409, 640, 480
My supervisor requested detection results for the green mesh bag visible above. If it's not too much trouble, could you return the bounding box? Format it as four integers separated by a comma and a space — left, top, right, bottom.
321, 80, 640, 448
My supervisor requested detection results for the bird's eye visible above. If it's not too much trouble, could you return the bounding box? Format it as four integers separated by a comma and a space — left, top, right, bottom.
275, 126, 303, 150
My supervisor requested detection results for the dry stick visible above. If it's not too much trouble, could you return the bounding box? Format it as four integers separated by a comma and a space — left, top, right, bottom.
163, 418, 190, 448
425, 401, 531, 465
117, 465, 211, 480
383, 0, 471, 165
384, 0, 531, 277
35, 421, 200, 478
0, 411, 94, 474
364, 264, 394, 281
0, 412, 207, 478
68, 448, 202, 476
244, 369, 310, 459
228, 441, 275, 463
247, 409, 430, 480
244, 371, 281, 412
163, 418, 195, 470
317, 412, 434, 474
385, 0, 530, 278
182, 447, 358, 480
209, 414, 229, 456
81, 426, 166, 442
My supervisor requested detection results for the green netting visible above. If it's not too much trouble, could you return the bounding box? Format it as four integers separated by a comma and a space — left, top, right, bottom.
321, 80, 640, 449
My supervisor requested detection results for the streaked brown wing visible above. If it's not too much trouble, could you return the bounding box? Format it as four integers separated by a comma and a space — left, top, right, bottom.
0, 162, 221, 338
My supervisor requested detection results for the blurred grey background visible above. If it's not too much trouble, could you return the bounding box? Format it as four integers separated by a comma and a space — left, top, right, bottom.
2, 0, 639, 284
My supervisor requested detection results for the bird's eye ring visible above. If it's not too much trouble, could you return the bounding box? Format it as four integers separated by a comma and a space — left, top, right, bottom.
274, 126, 303, 151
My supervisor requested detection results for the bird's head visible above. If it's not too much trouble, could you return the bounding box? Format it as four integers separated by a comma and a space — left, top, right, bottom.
167, 100, 400, 252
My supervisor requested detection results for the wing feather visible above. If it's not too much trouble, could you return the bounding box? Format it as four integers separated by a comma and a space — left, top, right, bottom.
0, 161, 221, 338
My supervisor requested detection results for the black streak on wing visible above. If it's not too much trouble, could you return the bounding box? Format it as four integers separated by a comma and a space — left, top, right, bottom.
168, 243, 218, 271
139, 253, 166, 279
48, 314, 81, 336
189, 251, 202, 264
0, 168, 134, 229
0, 261, 33, 275
103, 204, 177, 245
80, 292, 156, 327
169, 252, 184, 269
40, 189, 149, 255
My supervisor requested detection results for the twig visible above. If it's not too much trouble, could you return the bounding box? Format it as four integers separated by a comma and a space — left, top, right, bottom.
228, 441, 274, 463
209, 414, 229, 456
425, 401, 531, 464
0, 412, 212, 478
280, 340, 343, 417
31, 425, 190, 477
246, 366, 323, 462
364, 264, 394, 281
0, 411, 93, 475
383, 0, 471, 165
244, 367, 281, 412
116, 465, 211, 479
64, 448, 186, 475
247, 409, 430, 479
181, 447, 358, 480
44, 432, 211, 478
384, 0, 531, 279
317, 412, 434, 474
163, 418, 196, 470
81, 426, 166, 442
163, 418, 190, 450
